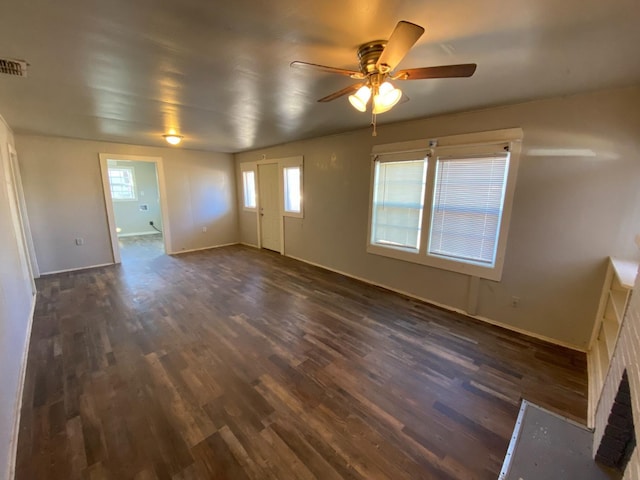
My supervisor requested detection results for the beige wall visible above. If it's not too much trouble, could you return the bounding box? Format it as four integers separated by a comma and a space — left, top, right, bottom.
16, 135, 238, 273
235, 85, 640, 349
0, 115, 35, 480
110, 160, 162, 236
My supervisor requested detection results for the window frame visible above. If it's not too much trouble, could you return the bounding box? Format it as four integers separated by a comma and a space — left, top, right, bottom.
279, 157, 303, 218
366, 128, 522, 281
107, 165, 137, 201
240, 165, 258, 211
369, 152, 429, 253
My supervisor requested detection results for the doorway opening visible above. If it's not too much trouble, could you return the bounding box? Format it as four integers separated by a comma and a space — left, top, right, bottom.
99, 154, 172, 264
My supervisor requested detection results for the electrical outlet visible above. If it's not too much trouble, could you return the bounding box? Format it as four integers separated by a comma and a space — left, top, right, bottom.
75, 238, 84, 246
511, 296, 520, 308
202, 226, 207, 233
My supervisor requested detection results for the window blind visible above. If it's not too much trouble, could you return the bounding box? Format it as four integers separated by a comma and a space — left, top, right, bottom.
371, 159, 427, 250
428, 154, 509, 266
108, 167, 136, 200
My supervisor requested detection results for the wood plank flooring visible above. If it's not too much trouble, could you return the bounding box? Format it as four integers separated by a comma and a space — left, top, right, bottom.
15, 241, 588, 479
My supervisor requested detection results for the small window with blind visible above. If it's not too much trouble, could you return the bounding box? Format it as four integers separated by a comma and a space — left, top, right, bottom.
242, 170, 257, 210
371, 158, 427, 251
367, 129, 521, 281
428, 153, 509, 267
283, 166, 301, 214
108, 166, 137, 201
281, 158, 304, 218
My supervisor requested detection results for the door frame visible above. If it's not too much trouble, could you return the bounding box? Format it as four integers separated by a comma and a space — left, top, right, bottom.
6, 143, 39, 282
2, 143, 37, 294
99, 153, 172, 263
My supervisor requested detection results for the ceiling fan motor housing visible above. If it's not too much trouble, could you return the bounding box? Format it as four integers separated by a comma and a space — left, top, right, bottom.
357, 41, 387, 74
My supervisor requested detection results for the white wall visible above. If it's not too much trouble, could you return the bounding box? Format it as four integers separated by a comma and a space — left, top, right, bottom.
15, 135, 239, 273
0, 115, 36, 480
235, 85, 640, 349
109, 159, 162, 236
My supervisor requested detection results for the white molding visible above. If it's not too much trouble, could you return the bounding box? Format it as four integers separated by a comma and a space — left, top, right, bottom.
430, 127, 524, 148
169, 242, 239, 255
41, 262, 113, 276
372, 139, 431, 156
285, 253, 586, 352
8, 293, 37, 480
7, 143, 40, 279
117, 231, 161, 238
98, 153, 172, 264
240, 242, 259, 248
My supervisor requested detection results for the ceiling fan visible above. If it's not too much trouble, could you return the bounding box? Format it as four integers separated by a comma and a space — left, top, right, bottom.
291, 21, 477, 133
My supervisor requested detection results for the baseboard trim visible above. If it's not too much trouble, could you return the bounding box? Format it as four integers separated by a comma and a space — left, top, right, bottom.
117, 231, 161, 238
41, 262, 114, 276
8, 292, 37, 480
240, 242, 259, 249
285, 254, 586, 353
169, 242, 239, 255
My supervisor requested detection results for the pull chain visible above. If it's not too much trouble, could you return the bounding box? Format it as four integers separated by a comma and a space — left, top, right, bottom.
371, 111, 377, 137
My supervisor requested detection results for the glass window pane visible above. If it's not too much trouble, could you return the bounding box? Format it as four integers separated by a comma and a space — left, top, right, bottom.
108, 166, 136, 200
243, 171, 256, 208
284, 167, 301, 213
428, 154, 509, 266
371, 159, 427, 250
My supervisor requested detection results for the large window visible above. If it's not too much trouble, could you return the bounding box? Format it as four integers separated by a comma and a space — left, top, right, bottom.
367, 130, 521, 281
108, 166, 136, 201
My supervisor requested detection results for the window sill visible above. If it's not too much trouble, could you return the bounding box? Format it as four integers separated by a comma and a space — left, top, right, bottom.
366, 243, 504, 281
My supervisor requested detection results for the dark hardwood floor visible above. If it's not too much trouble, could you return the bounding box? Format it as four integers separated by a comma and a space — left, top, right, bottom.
15, 242, 588, 479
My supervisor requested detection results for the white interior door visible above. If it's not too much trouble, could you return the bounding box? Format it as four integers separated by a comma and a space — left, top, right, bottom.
8, 145, 39, 280
258, 163, 281, 252
3, 144, 36, 293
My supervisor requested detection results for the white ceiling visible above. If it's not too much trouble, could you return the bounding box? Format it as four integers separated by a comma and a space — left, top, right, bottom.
0, 0, 639, 153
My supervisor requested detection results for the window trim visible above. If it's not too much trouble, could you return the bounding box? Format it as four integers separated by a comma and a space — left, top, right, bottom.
238, 155, 303, 256
240, 164, 258, 212
279, 157, 304, 218
366, 128, 522, 281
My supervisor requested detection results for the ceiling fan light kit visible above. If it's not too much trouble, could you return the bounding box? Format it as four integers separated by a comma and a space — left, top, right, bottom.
372, 81, 402, 114
348, 85, 371, 112
291, 20, 477, 135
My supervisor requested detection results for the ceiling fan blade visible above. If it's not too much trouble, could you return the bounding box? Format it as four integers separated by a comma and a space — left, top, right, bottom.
395, 63, 477, 80
376, 21, 425, 72
317, 83, 364, 102
290, 61, 363, 78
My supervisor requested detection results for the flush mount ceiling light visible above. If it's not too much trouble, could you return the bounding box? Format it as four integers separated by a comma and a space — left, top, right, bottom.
291, 20, 477, 135
163, 134, 183, 145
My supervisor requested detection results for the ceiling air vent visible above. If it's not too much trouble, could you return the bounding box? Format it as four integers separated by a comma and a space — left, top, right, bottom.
0, 58, 28, 77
